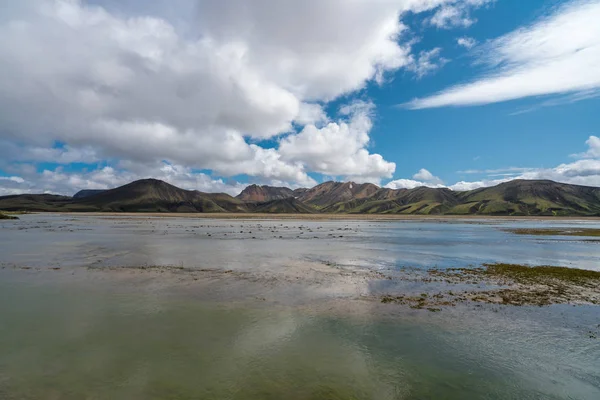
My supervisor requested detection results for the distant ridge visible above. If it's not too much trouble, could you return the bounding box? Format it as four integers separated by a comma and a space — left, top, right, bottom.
296, 182, 379, 207
1, 178, 600, 216
73, 179, 247, 213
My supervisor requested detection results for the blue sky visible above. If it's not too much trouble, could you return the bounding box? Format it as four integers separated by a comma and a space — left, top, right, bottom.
369, 0, 600, 187
0, 0, 599, 195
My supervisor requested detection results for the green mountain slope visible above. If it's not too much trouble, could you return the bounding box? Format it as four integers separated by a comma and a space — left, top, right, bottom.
322, 187, 458, 214
454, 180, 600, 216
246, 198, 317, 214
73, 189, 106, 199
236, 185, 295, 202
2, 179, 600, 216
0, 194, 73, 212
297, 182, 379, 208
74, 179, 247, 212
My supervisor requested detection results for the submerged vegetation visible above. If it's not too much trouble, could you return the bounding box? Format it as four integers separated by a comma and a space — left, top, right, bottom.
505, 228, 600, 237
382, 263, 600, 308
0, 212, 18, 220
483, 263, 600, 284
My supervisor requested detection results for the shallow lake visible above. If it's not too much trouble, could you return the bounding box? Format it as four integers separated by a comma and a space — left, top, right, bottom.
1, 214, 599, 399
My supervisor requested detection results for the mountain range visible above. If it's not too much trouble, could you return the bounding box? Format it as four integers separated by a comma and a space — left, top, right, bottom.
1, 178, 600, 216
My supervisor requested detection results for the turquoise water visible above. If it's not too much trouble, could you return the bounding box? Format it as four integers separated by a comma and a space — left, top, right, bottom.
1, 215, 599, 399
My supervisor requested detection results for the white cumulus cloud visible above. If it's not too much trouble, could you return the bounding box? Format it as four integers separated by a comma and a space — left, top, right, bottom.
386, 178, 445, 190
456, 36, 477, 49
279, 101, 395, 184
413, 168, 444, 184
428, 0, 493, 29
572, 136, 600, 159
386, 168, 446, 189
407, 48, 449, 78
0, 0, 491, 188
0, 0, 516, 195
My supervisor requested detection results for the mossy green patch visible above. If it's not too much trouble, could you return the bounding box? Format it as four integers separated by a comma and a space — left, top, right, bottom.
505, 228, 600, 237
478, 201, 520, 215
421, 263, 600, 307
446, 202, 477, 215
482, 263, 600, 285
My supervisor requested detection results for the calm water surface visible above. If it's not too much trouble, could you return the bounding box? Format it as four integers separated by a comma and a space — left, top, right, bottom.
1, 214, 600, 271
1, 214, 599, 399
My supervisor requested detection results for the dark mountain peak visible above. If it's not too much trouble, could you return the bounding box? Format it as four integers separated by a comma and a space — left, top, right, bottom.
310, 181, 339, 191
68, 178, 246, 213
127, 178, 176, 189
494, 179, 595, 190
134, 178, 161, 183
497, 179, 553, 187
75, 178, 189, 203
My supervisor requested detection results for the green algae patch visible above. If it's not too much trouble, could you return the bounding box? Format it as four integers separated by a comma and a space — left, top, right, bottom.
483, 263, 600, 285
504, 228, 600, 237
381, 263, 600, 309
0, 212, 18, 220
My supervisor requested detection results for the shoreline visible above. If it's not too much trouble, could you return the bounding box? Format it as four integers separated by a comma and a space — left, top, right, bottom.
16, 211, 600, 221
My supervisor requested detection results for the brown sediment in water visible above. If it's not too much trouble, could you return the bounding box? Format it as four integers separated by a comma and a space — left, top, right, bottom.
80, 261, 389, 305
